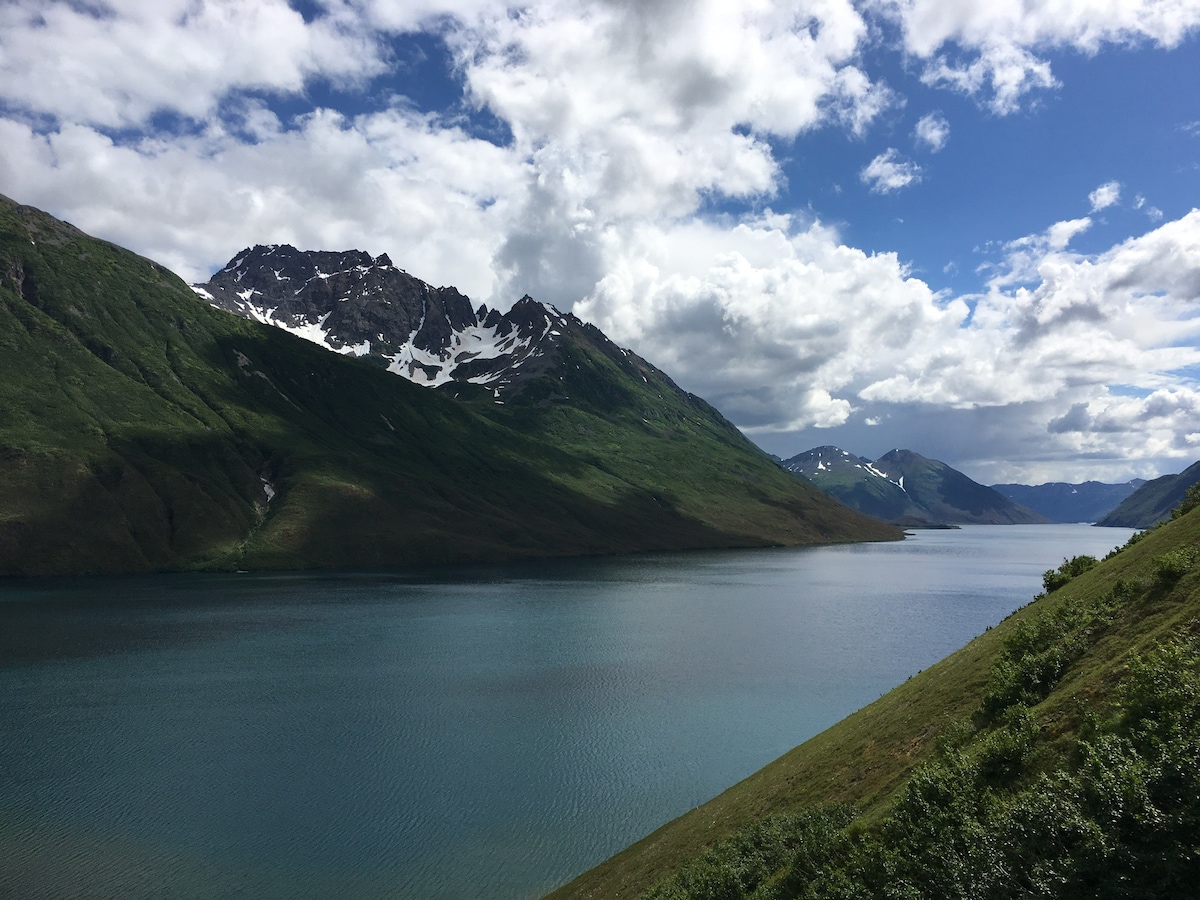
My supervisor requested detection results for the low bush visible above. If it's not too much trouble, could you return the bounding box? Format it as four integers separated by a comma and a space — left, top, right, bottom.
1042, 555, 1099, 593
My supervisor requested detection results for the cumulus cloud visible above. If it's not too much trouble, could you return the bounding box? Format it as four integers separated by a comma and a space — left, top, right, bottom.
1089, 180, 1121, 211
914, 112, 950, 151
920, 42, 1057, 115
447, 0, 896, 301
886, 0, 1200, 113
1, 0, 900, 307
3, 0, 1200, 483
860, 149, 922, 193
0, 109, 523, 291
575, 207, 1200, 483
0, 0, 384, 129
1136, 194, 1165, 220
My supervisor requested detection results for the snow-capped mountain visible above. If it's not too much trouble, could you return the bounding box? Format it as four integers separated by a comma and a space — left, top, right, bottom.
783, 445, 890, 481
192, 244, 577, 399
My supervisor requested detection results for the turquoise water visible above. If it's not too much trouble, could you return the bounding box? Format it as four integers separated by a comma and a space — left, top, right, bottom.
0, 525, 1133, 898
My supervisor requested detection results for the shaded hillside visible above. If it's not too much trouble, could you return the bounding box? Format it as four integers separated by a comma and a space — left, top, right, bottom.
1097, 460, 1200, 528
991, 479, 1144, 523
779, 446, 919, 521
549, 494, 1200, 899
782, 447, 1047, 525
0, 195, 897, 576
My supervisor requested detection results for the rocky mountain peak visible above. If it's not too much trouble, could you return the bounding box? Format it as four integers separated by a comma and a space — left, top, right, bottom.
193, 247, 590, 401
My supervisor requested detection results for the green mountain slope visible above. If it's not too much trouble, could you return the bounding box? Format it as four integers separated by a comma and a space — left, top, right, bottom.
779, 446, 921, 521
781, 447, 1047, 525
871, 449, 1048, 525
1097, 460, 1200, 528
0, 195, 897, 576
549, 500, 1200, 898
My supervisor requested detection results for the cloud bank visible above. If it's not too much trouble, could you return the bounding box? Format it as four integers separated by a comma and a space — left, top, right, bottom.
2, 0, 1200, 482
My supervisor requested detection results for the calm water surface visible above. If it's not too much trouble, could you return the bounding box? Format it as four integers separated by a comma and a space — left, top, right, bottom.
0, 525, 1133, 898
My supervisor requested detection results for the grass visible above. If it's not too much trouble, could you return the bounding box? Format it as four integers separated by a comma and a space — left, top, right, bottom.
547, 507, 1200, 899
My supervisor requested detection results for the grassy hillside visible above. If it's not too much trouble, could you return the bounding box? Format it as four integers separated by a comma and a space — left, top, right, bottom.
0, 195, 896, 576
549, 504, 1200, 898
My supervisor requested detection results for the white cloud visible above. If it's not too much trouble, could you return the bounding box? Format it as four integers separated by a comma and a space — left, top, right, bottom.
444, 0, 896, 302
4, 0, 1200, 483
980, 217, 1091, 287
1089, 180, 1121, 211
573, 207, 1200, 482
860, 149, 922, 193
914, 112, 950, 151
1, 0, 904, 310
918, 40, 1058, 115
0, 0, 384, 129
887, 0, 1200, 113
1136, 194, 1165, 220
0, 110, 523, 292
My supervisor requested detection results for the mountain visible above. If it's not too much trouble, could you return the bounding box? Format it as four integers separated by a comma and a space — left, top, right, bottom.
550, 485, 1200, 899
780, 445, 919, 521
0, 194, 898, 576
781, 446, 1048, 525
193, 243, 571, 397
990, 479, 1145, 523
1096, 460, 1200, 528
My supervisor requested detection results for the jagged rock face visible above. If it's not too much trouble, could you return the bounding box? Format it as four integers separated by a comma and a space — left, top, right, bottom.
193, 244, 574, 398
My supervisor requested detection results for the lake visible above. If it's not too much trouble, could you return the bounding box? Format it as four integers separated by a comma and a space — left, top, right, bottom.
0, 524, 1134, 899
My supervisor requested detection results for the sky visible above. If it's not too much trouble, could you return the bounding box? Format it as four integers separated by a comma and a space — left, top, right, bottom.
2, 1, 1200, 485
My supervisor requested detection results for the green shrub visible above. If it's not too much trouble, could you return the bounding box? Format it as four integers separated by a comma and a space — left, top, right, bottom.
1151, 547, 1197, 583
1042, 555, 1099, 593
1171, 482, 1200, 520
980, 584, 1128, 718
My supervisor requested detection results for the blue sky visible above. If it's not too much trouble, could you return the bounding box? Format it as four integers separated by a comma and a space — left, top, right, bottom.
2, 1, 1200, 484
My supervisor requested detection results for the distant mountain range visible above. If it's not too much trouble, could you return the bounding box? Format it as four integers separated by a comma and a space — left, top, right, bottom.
1096, 460, 1200, 528
0, 194, 896, 576
780, 446, 1047, 525
990, 480, 1145, 523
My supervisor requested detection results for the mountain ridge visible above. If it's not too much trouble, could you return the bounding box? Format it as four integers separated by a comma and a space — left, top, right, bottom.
195, 243, 584, 400
0, 194, 898, 576
781, 445, 1047, 525
991, 478, 1145, 523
